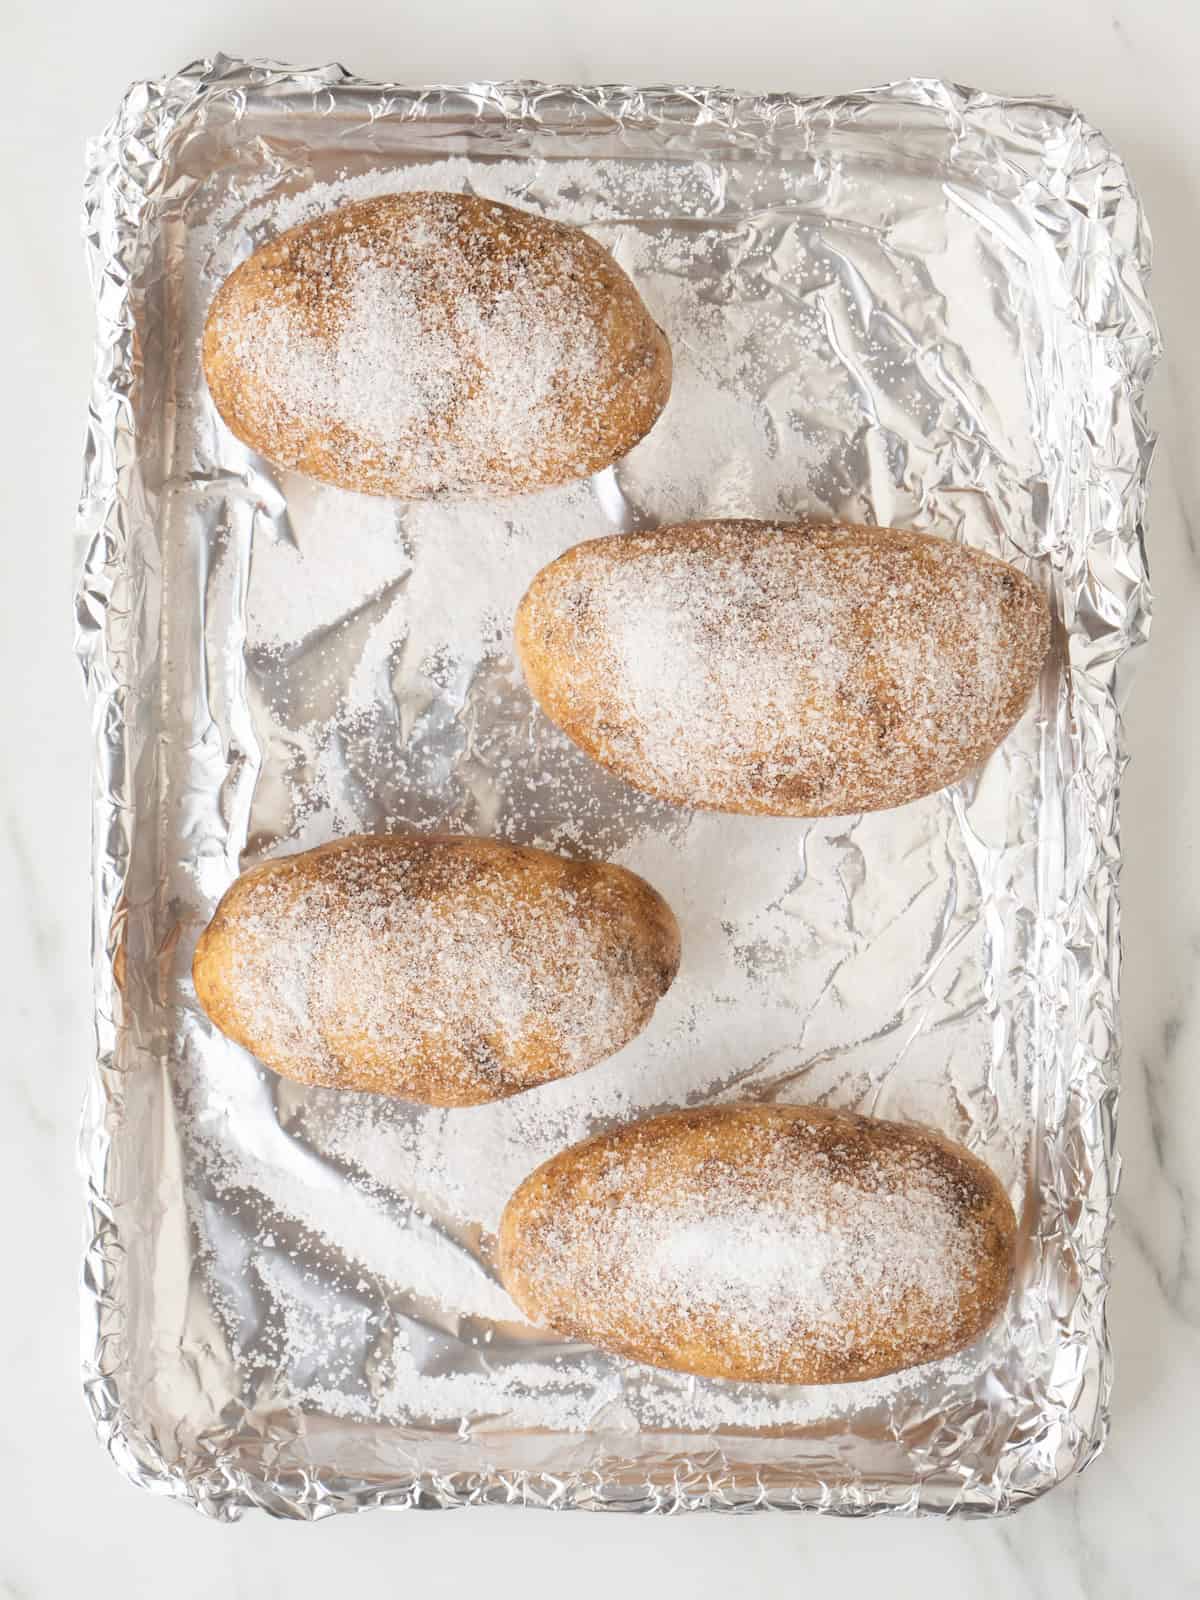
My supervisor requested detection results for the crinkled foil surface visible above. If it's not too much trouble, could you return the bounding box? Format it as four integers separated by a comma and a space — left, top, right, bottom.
76, 55, 1159, 1520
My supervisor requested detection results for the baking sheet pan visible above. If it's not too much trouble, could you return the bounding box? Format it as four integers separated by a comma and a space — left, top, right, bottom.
76, 56, 1158, 1518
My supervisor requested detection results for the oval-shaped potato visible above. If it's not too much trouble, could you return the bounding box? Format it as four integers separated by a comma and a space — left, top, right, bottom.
516, 520, 1051, 816
192, 833, 680, 1107
202, 193, 672, 499
500, 1104, 1015, 1384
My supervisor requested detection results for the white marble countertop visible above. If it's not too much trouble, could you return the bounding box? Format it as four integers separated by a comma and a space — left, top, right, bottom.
3, 0, 1196, 1593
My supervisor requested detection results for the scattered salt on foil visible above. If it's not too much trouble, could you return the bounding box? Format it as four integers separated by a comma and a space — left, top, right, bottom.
79, 65, 1157, 1512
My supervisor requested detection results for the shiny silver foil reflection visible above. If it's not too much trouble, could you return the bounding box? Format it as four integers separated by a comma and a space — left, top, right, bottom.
76, 57, 1158, 1519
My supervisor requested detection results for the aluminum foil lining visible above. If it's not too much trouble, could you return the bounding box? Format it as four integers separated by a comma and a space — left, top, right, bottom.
76, 55, 1159, 1520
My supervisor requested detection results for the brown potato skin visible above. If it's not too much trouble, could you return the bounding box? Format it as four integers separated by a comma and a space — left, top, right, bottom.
192, 833, 680, 1107
202, 192, 672, 499
499, 1104, 1016, 1385
515, 520, 1051, 817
